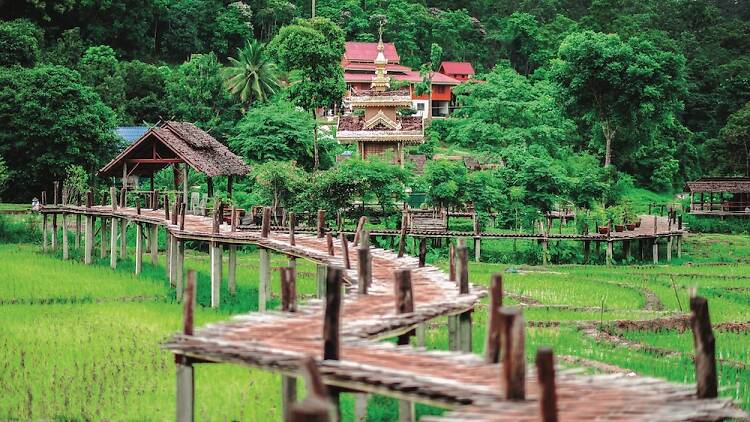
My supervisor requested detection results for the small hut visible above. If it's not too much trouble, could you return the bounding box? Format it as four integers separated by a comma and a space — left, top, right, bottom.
685, 177, 750, 215
98, 121, 250, 206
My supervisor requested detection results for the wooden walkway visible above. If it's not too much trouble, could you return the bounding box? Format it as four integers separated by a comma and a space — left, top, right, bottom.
40, 205, 746, 421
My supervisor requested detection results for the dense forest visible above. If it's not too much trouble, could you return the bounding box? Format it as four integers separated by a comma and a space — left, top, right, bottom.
1, 0, 749, 223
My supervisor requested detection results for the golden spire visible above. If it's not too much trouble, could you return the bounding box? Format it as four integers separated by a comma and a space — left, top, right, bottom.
371, 18, 390, 91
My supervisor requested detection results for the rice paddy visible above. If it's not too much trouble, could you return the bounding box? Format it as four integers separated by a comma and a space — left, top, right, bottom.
1, 225, 749, 420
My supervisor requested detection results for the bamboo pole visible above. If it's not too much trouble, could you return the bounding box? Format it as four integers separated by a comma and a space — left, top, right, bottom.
485, 274, 503, 364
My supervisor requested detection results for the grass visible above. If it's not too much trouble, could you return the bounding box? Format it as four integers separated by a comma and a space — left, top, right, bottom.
1, 213, 749, 419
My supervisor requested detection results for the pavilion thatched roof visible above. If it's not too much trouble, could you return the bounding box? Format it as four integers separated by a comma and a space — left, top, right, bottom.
99, 122, 250, 178
685, 177, 750, 193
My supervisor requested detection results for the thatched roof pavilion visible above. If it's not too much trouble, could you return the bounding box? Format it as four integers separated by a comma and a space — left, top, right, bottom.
685, 177, 750, 215
99, 121, 250, 200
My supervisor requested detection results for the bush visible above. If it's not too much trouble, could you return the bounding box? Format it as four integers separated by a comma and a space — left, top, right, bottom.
683, 215, 750, 234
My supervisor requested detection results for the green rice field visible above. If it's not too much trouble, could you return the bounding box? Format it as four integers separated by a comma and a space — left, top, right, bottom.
1, 217, 749, 420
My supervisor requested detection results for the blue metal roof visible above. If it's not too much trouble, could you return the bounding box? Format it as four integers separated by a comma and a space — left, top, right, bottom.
114, 126, 149, 143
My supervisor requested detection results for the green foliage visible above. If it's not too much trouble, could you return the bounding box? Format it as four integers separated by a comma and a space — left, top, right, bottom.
63, 165, 89, 194
0, 65, 119, 201
79, 45, 125, 117
43, 27, 85, 68
0, 156, 9, 199
336, 158, 410, 213
119, 60, 167, 124
553, 30, 688, 171
165, 52, 240, 140
223, 40, 280, 109
251, 160, 306, 211
720, 101, 750, 176
0, 19, 41, 67
212, 1, 254, 59
228, 100, 314, 167
421, 160, 467, 210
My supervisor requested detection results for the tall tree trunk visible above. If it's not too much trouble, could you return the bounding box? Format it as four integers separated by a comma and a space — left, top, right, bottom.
312, 109, 319, 170
601, 120, 616, 168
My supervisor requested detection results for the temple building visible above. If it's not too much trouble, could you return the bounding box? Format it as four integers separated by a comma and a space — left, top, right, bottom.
342, 43, 474, 117
336, 34, 424, 166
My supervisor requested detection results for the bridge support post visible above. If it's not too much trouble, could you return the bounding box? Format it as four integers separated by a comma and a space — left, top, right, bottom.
398, 400, 415, 422
166, 232, 172, 281
175, 239, 185, 300
677, 235, 682, 258
541, 239, 548, 265
623, 240, 630, 261
456, 240, 472, 353
210, 241, 222, 308
75, 214, 82, 250
259, 247, 270, 312
583, 240, 590, 264
416, 323, 425, 347
316, 263, 327, 299
150, 224, 159, 266
62, 213, 69, 260
354, 394, 369, 422
84, 215, 94, 264
448, 315, 458, 351
110, 217, 118, 268
418, 237, 426, 267
42, 213, 48, 252
135, 223, 143, 273
169, 234, 179, 285
667, 236, 673, 262
474, 237, 481, 262
228, 245, 237, 294
176, 271, 195, 422
653, 239, 659, 265
120, 219, 127, 260
51, 213, 58, 250
100, 218, 107, 259
281, 375, 297, 421
606, 241, 613, 266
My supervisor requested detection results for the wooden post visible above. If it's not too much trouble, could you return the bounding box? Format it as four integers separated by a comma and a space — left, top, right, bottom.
166, 232, 173, 280
397, 210, 408, 257
75, 214, 81, 250
456, 240, 471, 352
176, 270, 196, 422
135, 223, 143, 274
499, 307, 525, 400
418, 237, 427, 267
353, 216, 367, 246
289, 357, 333, 422
326, 232, 334, 256
51, 213, 58, 250
316, 264, 327, 299
280, 266, 297, 312
42, 213, 48, 252
357, 244, 371, 295
536, 348, 558, 422
151, 224, 159, 266
623, 239, 630, 261
394, 269, 414, 346
355, 394, 369, 422
120, 219, 127, 259
261, 206, 271, 238
583, 240, 590, 264
175, 239, 185, 301
667, 236, 673, 262
210, 242, 222, 308
474, 237, 481, 262
690, 296, 717, 398
259, 248, 270, 312
653, 239, 659, 265
340, 232, 350, 269
449, 242, 456, 282
288, 212, 296, 246
606, 240, 613, 266
62, 213, 69, 260
53, 181, 59, 205
324, 266, 342, 361
207, 176, 214, 198
677, 235, 682, 258
110, 217, 118, 269
100, 218, 107, 259
180, 203, 186, 231
228, 244, 237, 294
485, 274, 503, 364
541, 239, 549, 265
165, 195, 171, 221
448, 314, 458, 351
230, 206, 237, 232
317, 209, 325, 238
169, 234, 179, 286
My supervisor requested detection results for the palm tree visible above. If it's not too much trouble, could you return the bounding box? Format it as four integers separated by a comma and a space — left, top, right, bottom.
223, 40, 280, 110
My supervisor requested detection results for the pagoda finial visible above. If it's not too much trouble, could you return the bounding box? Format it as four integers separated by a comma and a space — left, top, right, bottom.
371, 16, 390, 91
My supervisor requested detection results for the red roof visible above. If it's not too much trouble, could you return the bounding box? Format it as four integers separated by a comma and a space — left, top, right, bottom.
345, 42, 400, 63
439, 61, 475, 75
344, 70, 460, 85
344, 63, 412, 74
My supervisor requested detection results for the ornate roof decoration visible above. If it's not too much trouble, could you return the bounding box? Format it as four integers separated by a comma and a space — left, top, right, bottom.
363, 110, 401, 130
371, 19, 390, 92
337, 116, 424, 144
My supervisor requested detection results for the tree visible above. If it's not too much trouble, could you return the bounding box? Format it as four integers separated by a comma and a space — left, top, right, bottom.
269, 17, 346, 169
252, 160, 306, 218
223, 40, 280, 110
162, 0, 218, 61
120, 60, 167, 124
79, 45, 126, 119
554, 30, 687, 169
0, 156, 9, 199
336, 158, 410, 213
0, 19, 41, 67
228, 100, 315, 168
212, 1, 254, 58
165, 52, 240, 140
0, 66, 119, 200
421, 160, 467, 211
721, 101, 750, 176
43, 27, 85, 68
